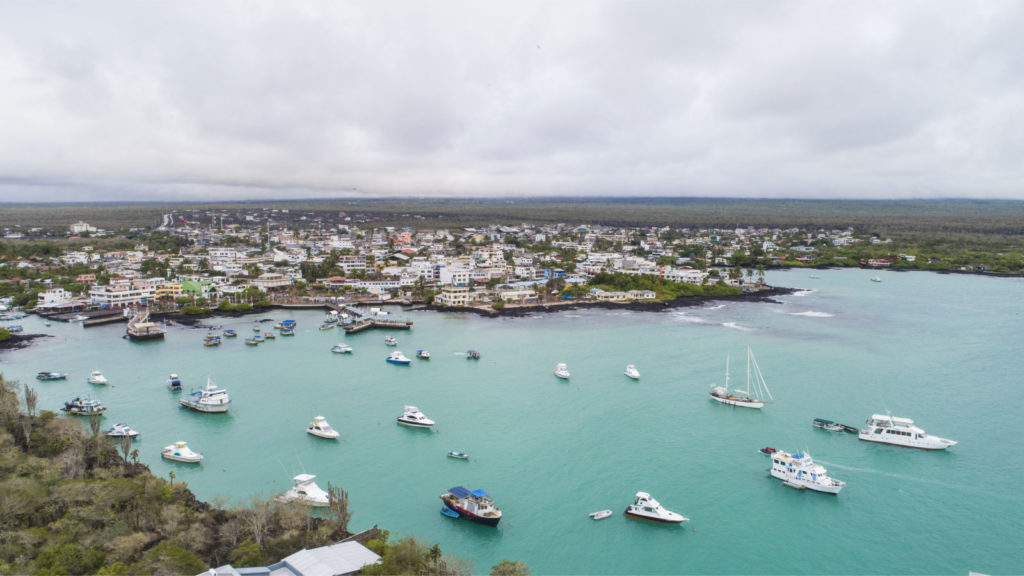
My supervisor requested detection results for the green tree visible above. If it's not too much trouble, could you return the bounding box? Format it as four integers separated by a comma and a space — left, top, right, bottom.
491, 559, 531, 576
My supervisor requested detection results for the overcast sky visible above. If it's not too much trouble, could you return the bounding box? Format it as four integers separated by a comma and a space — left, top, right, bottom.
1, 1, 1022, 202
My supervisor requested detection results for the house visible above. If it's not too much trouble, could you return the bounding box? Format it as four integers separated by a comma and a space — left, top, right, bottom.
207, 540, 380, 576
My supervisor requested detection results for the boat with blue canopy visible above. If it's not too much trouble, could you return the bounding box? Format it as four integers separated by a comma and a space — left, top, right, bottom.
440, 486, 502, 527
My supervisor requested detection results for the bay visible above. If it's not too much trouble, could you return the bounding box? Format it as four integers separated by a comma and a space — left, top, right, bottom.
4, 268, 1023, 574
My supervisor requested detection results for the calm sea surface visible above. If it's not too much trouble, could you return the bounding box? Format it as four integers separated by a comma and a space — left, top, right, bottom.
4, 269, 1023, 575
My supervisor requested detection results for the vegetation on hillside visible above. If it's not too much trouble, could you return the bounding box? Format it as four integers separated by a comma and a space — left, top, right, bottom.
588, 272, 743, 299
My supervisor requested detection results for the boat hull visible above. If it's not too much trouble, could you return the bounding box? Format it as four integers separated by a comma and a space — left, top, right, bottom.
127, 331, 165, 341
857, 434, 956, 450
162, 453, 201, 463
623, 508, 686, 524
386, 359, 411, 365
307, 429, 340, 439
178, 400, 230, 413
710, 394, 764, 409
397, 418, 433, 428
769, 470, 843, 494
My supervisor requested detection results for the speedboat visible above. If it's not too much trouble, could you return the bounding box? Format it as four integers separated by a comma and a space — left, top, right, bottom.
759, 446, 778, 456
859, 413, 956, 450
812, 418, 845, 432
386, 351, 411, 365
319, 323, 334, 331
276, 474, 330, 507
624, 492, 688, 524
440, 486, 502, 527
397, 405, 434, 428
466, 350, 480, 359
307, 415, 340, 439
167, 373, 182, 390
624, 364, 640, 380
162, 441, 202, 463
36, 371, 67, 381
331, 343, 353, 354
768, 450, 845, 494
871, 277, 882, 283
447, 450, 469, 460
106, 423, 139, 439
553, 363, 571, 379
87, 370, 109, 385
384, 336, 398, 346
178, 377, 230, 412
589, 509, 613, 520
62, 397, 106, 416
416, 349, 431, 359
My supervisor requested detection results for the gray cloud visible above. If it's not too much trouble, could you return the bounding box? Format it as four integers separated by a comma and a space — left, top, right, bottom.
0, 0, 1022, 201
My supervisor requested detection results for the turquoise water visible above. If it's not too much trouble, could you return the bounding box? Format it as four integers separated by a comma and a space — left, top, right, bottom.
4, 268, 1023, 575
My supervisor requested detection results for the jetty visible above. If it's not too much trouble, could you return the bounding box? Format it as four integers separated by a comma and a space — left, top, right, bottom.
125, 308, 166, 341
325, 304, 413, 334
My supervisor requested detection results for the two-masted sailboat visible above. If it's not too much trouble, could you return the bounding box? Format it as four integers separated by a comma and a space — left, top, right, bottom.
709, 346, 773, 409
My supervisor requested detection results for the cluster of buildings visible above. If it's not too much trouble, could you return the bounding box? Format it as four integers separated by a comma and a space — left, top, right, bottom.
11, 211, 912, 312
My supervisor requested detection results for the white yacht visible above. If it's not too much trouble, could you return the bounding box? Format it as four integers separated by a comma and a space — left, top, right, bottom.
277, 474, 330, 507
859, 413, 957, 450
307, 415, 340, 439
553, 363, 571, 380
178, 377, 230, 413
624, 364, 640, 380
416, 349, 431, 359
105, 423, 139, 439
331, 343, 353, 354
161, 441, 202, 463
397, 405, 435, 428
386, 351, 412, 365
87, 370, 109, 385
768, 450, 845, 494
709, 347, 773, 409
384, 336, 397, 346
623, 492, 688, 524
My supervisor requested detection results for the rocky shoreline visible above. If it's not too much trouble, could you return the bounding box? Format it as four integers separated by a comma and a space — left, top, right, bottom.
0, 333, 51, 352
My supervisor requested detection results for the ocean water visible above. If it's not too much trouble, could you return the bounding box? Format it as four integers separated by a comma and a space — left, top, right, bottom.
3, 268, 1023, 575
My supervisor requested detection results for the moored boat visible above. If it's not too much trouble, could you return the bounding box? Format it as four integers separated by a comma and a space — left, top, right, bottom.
466, 349, 480, 359
624, 364, 640, 380
624, 492, 688, 524
553, 363, 570, 380
386, 351, 411, 365
36, 371, 68, 381
709, 347, 773, 409
384, 335, 398, 346
245, 338, 259, 346
178, 377, 230, 413
279, 328, 295, 336
858, 413, 956, 450
319, 323, 334, 331
307, 415, 340, 439
812, 418, 845, 432
759, 446, 778, 456
106, 423, 139, 439
440, 486, 502, 527
87, 370, 109, 385
446, 450, 469, 460
589, 509, 613, 520
416, 349, 431, 359
167, 373, 182, 390
223, 329, 238, 337
397, 406, 434, 428
62, 396, 106, 416
263, 331, 275, 339
162, 441, 202, 463
331, 343, 352, 354
276, 474, 330, 507
768, 450, 845, 494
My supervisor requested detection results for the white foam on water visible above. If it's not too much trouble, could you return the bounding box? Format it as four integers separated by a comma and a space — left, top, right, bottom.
788, 310, 834, 318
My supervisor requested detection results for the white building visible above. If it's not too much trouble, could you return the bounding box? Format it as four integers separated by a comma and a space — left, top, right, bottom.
69, 221, 97, 234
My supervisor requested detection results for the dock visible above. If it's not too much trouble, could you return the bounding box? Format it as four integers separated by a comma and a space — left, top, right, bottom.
326, 304, 413, 333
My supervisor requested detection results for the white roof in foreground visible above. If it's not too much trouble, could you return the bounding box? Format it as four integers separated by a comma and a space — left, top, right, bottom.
204, 540, 380, 576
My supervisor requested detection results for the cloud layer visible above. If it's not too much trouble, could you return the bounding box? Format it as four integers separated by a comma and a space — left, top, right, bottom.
1, 1, 1022, 201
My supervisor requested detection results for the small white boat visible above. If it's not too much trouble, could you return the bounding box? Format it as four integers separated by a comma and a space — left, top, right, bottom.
87, 370, 109, 385
106, 423, 139, 439
871, 277, 882, 283
331, 343, 353, 354
161, 441, 202, 463
624, 492, 688, 524
589, 509, 613, 520
386, 351, 411, 365
277, 473, 330, 507
307, 415, 340, 439
624, 364, 640, 380
416, 349, 431, 359
768, 450, 845, 494
447, 450, 469, 460
397, 405, 434, 428
178, 377, 230, 412
553, 363, 571, 380
384, 336, 398, 346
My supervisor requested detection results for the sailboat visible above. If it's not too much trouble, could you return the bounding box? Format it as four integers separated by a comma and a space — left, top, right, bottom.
709, 346, 773, 409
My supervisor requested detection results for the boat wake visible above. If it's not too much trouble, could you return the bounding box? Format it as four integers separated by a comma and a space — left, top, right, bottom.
788, 311, 834, 318
672, 313, 709, 324
791, 289, 816, 297
721, 322, 753, 332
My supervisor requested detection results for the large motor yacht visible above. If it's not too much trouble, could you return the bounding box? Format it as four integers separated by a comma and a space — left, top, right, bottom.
859, 413, 956, 450
623, 492, 688, 524
397, 405, 434, 428
768, 450, 845, 494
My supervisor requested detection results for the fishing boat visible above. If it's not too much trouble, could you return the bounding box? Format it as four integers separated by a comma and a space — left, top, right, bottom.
279, 328, 295, 336
276, 474, 330, 507
245, 338, 259, 346
624, 492, 688, 524
440, 486, 502, 527
812, 418, 845, 432
203, 335, 221, 346
252, 325, 261, 332
319, 323, 334, 331
253, 336, 265, 343
553, 363, 571, 379
624, 364, 640, 380
274, 319, 296, 330
36, 371, 67, 381
446, 450, 469, 460
167, 373, 182, 390
466, 350, 480, 359
384, 336, 398, 346
397, 406, 434, 428
589, 510, 613, 520
331, 343, 353, 354
178, 377, 230, 413
709, 347, 773, 409
307, 415, 340, 439
106, 423, 139, 439
161, 441, 202, 463
768, 450, 845, 494
222, 329, 237, 337
62, 396, 106, 416
416, 349, 431, 359
87, 370, 109, 385
324, 311, 339, 324
386, 351, 411, 365
263, 331, 276, 339
859, 413, 957, 450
